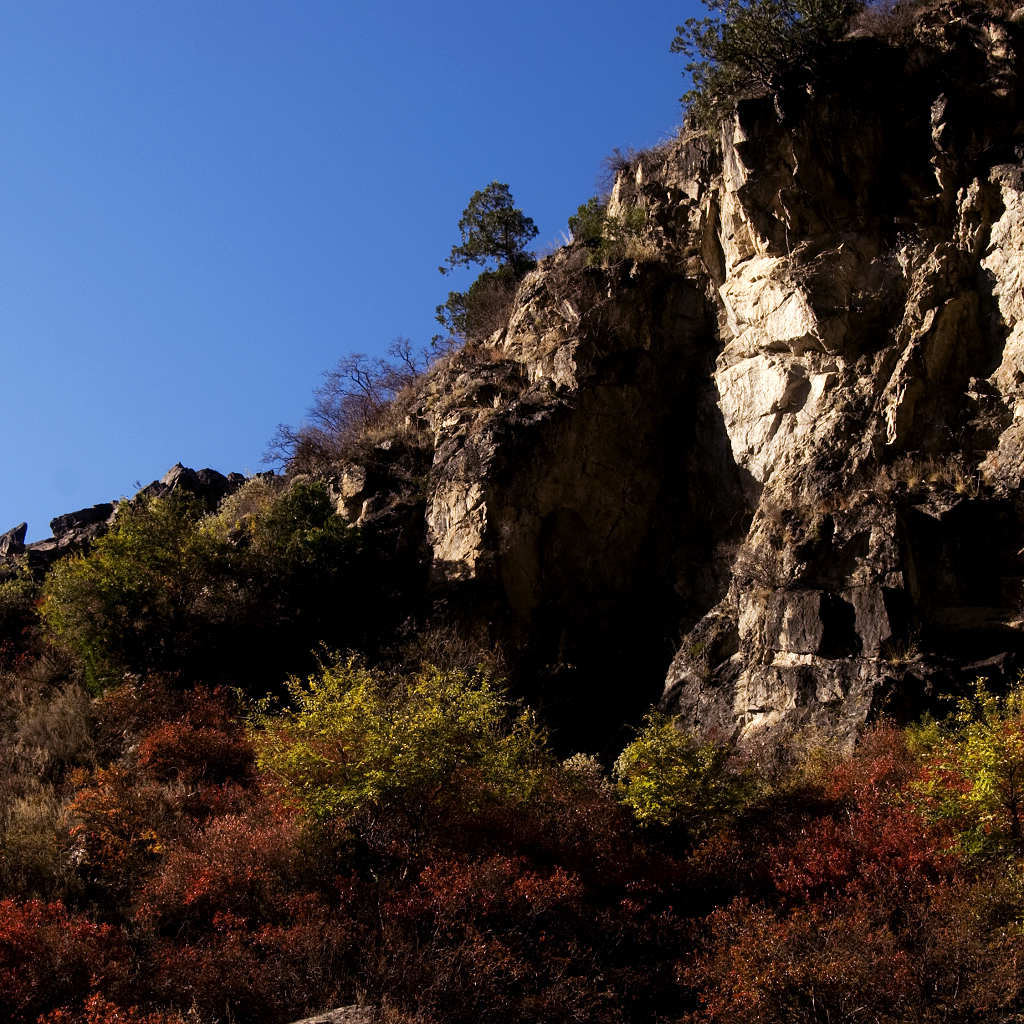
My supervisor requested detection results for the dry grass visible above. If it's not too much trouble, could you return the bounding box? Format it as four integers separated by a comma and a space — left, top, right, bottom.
0, 784, 67, 897
0, 651, 92, 898
875, 454, 982, 498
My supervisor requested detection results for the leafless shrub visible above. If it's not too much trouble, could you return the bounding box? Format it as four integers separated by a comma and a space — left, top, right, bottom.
394, 621, 509, 680
598, 146, 640, 194
733, 543, 792, 590
850, 0, 926, 38
266, 338, 440, 473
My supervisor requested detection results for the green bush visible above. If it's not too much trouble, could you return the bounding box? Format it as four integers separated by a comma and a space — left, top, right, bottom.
0, 568, 42, 668
41, 496, 216, 690
568, 198, 654, 268
252, 658, 548, 827
614, 712, 754, 837
568, 197, 607, 245
672, 0, 865, 130
436, 264, 523, 341
42, 484, 371, 692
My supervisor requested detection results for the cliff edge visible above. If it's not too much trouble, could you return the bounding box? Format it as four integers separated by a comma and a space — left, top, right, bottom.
329, 0, 1024, 752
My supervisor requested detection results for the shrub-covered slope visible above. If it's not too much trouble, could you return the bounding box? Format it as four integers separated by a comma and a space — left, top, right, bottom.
4, 3, 1024, 1021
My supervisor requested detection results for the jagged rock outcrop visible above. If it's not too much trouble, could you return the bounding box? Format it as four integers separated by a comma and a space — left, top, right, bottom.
328, 0, 1024, 752
136, 462, 247, 506
0, 523, 26, 559
1, 464, 248, 575
652, 0, 1024, 751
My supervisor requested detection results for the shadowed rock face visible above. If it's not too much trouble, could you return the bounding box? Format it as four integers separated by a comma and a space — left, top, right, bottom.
7, 1, 1023, 757
348, 0, 1024, 753
420, 261, 752, 748
0, 523, 26, 558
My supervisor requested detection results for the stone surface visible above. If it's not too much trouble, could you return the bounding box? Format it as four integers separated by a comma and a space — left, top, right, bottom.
0, 523, 26, 558
50, 503, 115, 540
288, 1007, 375, 1024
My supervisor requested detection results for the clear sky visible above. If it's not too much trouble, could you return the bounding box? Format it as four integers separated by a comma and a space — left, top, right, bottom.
1, 0, 703, 541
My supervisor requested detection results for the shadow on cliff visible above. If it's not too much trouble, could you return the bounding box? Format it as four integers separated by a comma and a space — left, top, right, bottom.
430, 288, 755, 758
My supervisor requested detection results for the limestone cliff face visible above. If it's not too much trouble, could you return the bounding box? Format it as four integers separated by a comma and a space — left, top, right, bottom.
10, 9, 1020, 755
338, 0, 1024, 752
654, 0, 1024, 751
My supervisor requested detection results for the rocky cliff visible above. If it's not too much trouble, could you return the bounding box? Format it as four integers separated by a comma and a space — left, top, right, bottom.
335, 0, 1024, 753
8, 1, 1023, 758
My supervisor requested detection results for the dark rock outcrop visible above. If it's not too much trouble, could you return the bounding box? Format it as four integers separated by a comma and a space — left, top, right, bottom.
2, 465, 247, 574
326, 0, 1024, 753
136, 463, 246, 508
0, 523, 26, 559
50, 503, 115, 541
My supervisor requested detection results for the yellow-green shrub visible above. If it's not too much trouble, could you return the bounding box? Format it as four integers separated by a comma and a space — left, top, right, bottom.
252, 658, 548, 826
614, 712, 753, 836
912, 678, 1024, 858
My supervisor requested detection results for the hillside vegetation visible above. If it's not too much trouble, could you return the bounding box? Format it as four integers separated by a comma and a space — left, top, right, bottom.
4, 1, 1024, 1020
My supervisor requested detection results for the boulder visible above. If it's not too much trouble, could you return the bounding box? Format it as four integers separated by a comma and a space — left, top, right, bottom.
0, 523, 26, 558
50, 503, 115, 540
288, 1008, 375, 1024
136, 463, 244, 509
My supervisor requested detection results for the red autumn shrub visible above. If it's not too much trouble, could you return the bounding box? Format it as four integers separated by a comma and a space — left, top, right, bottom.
686, 865, 1024, 1024
768, 723, 954, 906
507, 759, 650, 884
824, 722, 920, 805
0, 900, 129, 1024
136, 719, 253, 785
65, 767, 178, 905
685, 898, 917, 1023
769, 799, 952, 905
683, 724, 1024, 1023
90, 678, 183, 760
67, 683, 257, 906
136, 685, 254, 785
145, 908, 359, 1024
39, 993, 184, 1024
134, 803, 303, 936
683, 826, 775, 910
379, 853, 686, 1024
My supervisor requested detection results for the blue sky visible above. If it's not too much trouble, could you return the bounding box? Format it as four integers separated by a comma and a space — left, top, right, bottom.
1, 1, 703, 540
